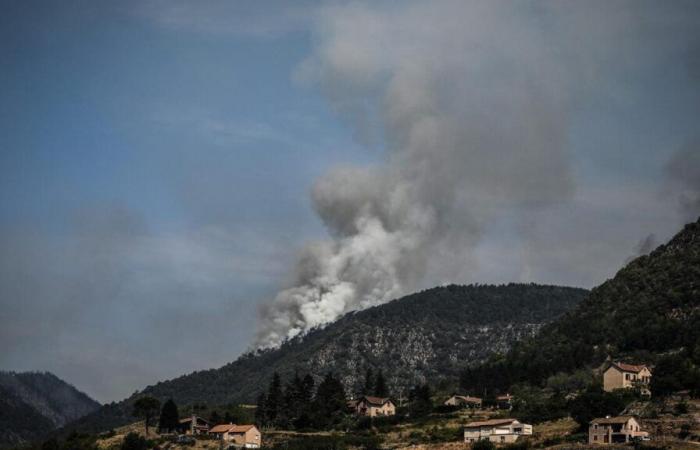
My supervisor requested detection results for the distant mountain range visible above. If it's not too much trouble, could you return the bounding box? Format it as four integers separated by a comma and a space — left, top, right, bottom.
64, 284, 587, 434
0, 371, 100, 448
57, 217, 700, 442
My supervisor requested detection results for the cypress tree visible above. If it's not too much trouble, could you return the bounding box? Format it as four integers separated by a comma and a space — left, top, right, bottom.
158, 398, 180, 433
255, 392, 267, 426
265, 372, 283, 426
311, 373, 347, 429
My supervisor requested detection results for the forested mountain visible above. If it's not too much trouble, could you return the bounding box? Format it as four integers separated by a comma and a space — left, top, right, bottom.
0, 372, 100, 448
462, 217, 700, 393
64, 283, 586, 434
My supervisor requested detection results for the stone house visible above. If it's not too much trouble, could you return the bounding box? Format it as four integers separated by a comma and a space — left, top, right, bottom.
589, 416, 648, 444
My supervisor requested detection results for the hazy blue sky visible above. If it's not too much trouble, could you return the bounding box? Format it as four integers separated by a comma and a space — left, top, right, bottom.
1, 0, 699, 402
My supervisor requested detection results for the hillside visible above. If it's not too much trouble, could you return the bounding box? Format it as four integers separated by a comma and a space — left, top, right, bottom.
462, 217, 700, 392
65, 283, 586, 434
0, 372, 100, 448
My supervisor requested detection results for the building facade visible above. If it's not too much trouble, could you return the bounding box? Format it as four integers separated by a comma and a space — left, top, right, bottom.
603, 362, 652, 395
589, 416, 647, 444
350, 396, 396, 417
464, 418, 532, 444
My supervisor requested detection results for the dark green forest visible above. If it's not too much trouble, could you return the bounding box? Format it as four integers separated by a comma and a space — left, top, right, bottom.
460, 219, 700, 396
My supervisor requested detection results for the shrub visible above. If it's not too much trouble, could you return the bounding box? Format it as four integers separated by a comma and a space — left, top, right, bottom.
121, 433, 148, 450
472, 439, 496, 450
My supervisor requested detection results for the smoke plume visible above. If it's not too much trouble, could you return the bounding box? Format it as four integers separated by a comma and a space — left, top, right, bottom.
253, 0, 663, 348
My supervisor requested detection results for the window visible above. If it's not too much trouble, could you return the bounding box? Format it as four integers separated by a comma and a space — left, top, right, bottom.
501, 437, 505, 442
626, 374, 630, 380
594, 436, 598, 441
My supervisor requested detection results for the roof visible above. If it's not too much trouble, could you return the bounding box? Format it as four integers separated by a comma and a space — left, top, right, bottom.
179, 416, 209, 425
230, 425, 256, 433
452, 395, 482, 402
465, 418, 518, 428
497, 394, 513, 400
360, 396, 393, 406
609, 362, 648, 373
591, 416, 636, 425
209, 424, 235, 433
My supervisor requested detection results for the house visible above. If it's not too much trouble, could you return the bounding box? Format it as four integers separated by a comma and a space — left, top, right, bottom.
176, 415, 210, 435
209, 424, 237, 442
603, 362, 652, 395
210, 424, 261, 448
349, 396, 396, 417
464, 418, 532, 444
496, 393, 513, 409
444, 395, 482, 408
589, 416, 648, 444
230, 425, 262, 448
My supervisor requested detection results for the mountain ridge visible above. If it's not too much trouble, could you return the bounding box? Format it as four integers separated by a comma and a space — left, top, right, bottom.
0, 371, 100, 448
63, 282, 587, 434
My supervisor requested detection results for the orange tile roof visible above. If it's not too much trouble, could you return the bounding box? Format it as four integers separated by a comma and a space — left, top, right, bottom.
591, 416, 636, 425
209, 424, 235, 433
230, 425, 256, 433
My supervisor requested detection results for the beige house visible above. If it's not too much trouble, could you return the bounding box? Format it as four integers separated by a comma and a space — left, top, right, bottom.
589, 416, 647, 444
349, 396, 396, 417
444, 395, 482, 408
464, 418, 532, 444
603, 362, 652, 394
210, 424, 261, 448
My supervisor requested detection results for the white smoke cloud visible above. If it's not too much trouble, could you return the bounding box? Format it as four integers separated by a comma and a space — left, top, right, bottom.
254, 0, 694, 348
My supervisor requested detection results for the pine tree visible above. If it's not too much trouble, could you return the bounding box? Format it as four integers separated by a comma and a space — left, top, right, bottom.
408, 384, 432, 417
374, 370, 388, 397
255, 392, 267, 427
209, 410, 221, 425
132, 396, 161, 435
311, 373, 347, 429
158, 398, 179, 433
265, 373, 283, 426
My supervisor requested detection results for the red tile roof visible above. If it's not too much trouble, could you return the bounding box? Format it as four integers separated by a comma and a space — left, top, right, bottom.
611, 362, 648, 373
361, 396, 392, 406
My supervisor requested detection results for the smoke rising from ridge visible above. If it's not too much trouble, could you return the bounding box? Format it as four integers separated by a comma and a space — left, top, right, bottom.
254, 0, 689, 348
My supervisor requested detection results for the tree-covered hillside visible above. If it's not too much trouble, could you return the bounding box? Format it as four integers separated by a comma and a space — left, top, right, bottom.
0, 372, 100, 448
65, 283, 586, 434
461, 217, 700, 393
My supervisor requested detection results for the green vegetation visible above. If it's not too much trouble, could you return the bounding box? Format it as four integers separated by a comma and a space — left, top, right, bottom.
157, 399, 179, 433
66, 283, 585, 434
131, 396, 160, 435
461, 219, 700, 395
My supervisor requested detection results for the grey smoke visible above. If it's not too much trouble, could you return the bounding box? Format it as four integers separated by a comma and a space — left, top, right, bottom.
625, 234, 658, 264
255, 1, 604, 348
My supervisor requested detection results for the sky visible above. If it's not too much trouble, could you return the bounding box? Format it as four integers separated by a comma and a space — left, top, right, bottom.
1, 0, 699, 403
